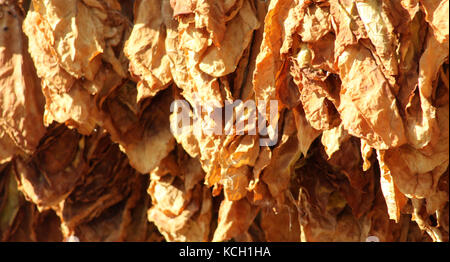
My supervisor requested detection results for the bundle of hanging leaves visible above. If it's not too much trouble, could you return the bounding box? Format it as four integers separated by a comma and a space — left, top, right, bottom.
0, 0, 448, 242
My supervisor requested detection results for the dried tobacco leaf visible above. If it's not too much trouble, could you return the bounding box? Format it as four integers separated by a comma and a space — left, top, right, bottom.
124, 0, 173, 101
198, 0, 259, 77
1, 163, 63, 242
14, 124, 85, 210
0, 1, 45, 163
213, 197, 258, 242
23, 0, 130, 134
73, 174, 161, 242
147, 146, 211, 242
102, 85, 176, 174
57, 131, 140, 236
419, 0, 449, 43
